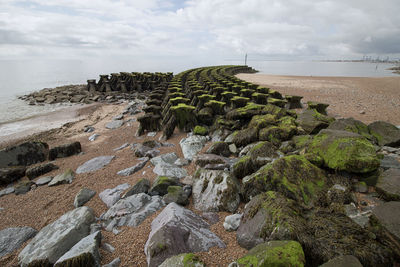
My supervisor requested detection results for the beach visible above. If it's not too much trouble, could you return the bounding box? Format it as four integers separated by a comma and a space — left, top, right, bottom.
237, 73, 400, 125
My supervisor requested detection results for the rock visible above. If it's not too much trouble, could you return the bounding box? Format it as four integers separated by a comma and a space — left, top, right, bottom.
35, 176, 52, 186
194, 153, 228, 167
162, 185, 189, 205
380, 155, 400, 170
134, 144, 159, 158
150, 153, 179, 166
236, 241, 305, 266
241, 155, 327, 205
223, 214, 242, 231
84, 126, 95, 133
74, 188, 96, 208
206, 142, 230, 157
106, 120, 124, 129
48, 141, 82, 160
368, 121, 400, 147
89, 133, 100, 141
0, 141, 49, 168
174, 158, 190, 167
376, 168, 400, 200
344, 203, 370, 228
48, 169, 75, 186
229, 143, 237, 154
326, 184, 351, 205
371, 201, 400, 246
144, 203, 225, 267
113, 143, 130, 151
90, 223, 102, 234
0, 186, 14, 197
102, 193, 164, 230
238, 142, 260, 157
296, 109, 334, 134
99, 183, 130, 208
0, 166, 26, 184
102, 243, 115, 253
193, 125, 208, 136
0, 227, 37, 258
307, 129, 380, 173
117, 158, 149, 176
15, 180, 33, 195
353, 181, 368, 193
103, 258, 121, 267
122, 178, 151, 198
149, 176, 181, 196
147, 132, 157, 137
18, 206, 95, 266
76, 156, 115, 174
201, 212, 219, 225
26, 162, 58, 179
192, 169, 240, 213
232, 127, 259, 147
319, 255, 363, 267
113, 114, 123, 120
54, 231, 101, 267
328, 118, 375, 142
153, 163, 188, 179
179, 135, 208, 160
159, 253, 205, 267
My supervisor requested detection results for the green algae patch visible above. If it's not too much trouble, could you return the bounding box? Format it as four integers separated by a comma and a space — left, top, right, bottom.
237, 240, 305, 267
171, 103, 196, 131
193, 125, 208, 136
231, 96, 250, 108
307, 129, 380, 173
248, 114, 277, 129
251, 92, 269, 104
204, 100, 226, 115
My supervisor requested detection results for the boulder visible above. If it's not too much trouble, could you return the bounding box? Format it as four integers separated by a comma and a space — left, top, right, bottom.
368, 121, 400, 147
149, 176, 181, 196
150, 153, 178, 166
194, 154, 228, 167
371, 201, 400, 244
241, 155, 327, 206
307, 129, 380, 173
0, 227, 37, 258
48, 141, 81, 160
76, 155, 115, 174
122, 178, 151, 198
117, 158, 148, 176
235, 241, 305, 267
102, 193, 164, 230
144, 203, 225, 267
179, 135, 208, 160
106, 120, 124, 129
232, 127, 258, 147
319, 255, 363, 267
380, 155, 400, 170
99, 183, 130, 208
328, 118, 375, 142
0, 141, 49, 168
18, 206, 95, 266
26, 162, 58, 179
192, 169, 240, 213
48, 169, 75, 186
223, 214, 242, 232
296, 109, 334, 134
0, 166, 26, 184
159, 253, 205, 267
153, 163, 188, 179
74, 188, 96, 208
174, 158, 190, 167
54, 231, 101, 267
162, 185, 190, 205
206, 141, 230, 157
134, 144, 159, 158
376, 168, 400, 200
237, 191, 303, 249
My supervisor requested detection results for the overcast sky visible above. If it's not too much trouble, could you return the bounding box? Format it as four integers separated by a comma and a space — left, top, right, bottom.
1, 0, 399, 61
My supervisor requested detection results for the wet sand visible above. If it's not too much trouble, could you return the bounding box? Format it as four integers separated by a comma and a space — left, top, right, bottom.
237, 74, 400, 125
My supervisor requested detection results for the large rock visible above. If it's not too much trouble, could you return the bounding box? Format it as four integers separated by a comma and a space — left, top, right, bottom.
241, 155, 327, 206
192, 169, 240, 213
26, 162, 58, 179
102, 193, 164, 230
376, 168, 400, 200
48, 141, 82, 160
99, 183, 130, 208
237, 191, 303, 250
232, 127, 259, 147
0, 227, 37, 258
328, 118, 375, 142
153, 163, 188, 179
54, 231, 101, 267
307, 129, 380, 173
74, 188, 96, 208
122, 178, 151, 198
48, 169, 75, 186
193, 154, 228, 167
0, 166, 26, 184
159, 253, 205, 267
0, 141, 49, 168
179, 135, 208, 160
144, 203, 225, 267
162, 185, 190, 206
76, 155, 115, 174
206, 141, 231, 157
18, 206, 95, 266
235, 240, 305, 266
319, 255, 363, 267
149, 176, 181, 196
371, 201, 400, 244
368, 121, 400, 147
296, 109, 334, 134
223, 214, 242, 232
117, 158, 148, 176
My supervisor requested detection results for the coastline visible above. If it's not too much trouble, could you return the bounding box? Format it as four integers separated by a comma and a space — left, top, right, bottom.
237, 73, 400, 125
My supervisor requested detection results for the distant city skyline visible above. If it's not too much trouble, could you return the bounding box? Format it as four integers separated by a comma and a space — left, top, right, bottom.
1, 0, 399, 61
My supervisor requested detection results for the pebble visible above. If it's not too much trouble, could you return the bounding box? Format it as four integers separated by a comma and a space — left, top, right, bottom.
89, 134, 100, 141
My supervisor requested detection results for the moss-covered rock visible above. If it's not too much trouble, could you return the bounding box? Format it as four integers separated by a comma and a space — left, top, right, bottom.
232, 155, 255, 179
248, 114, 277, 130
285, 95, 303, 109
159, 253, 205, 267
226, 103, 266, 120
197, 107, 213, 125
149, 176, 181, 196
307, 129, 380, 173
307, 101, 329, 115
251, 92, 269, 105
193, 125, 208, 136
204, 100, 226, 115
236, 240, 305, 267
368, 120, 400, 147
162, 185, 189, 206
267, 98, 287, 108
241, 155, 327, 206
232, 127, 259, 147
247, 141, 279, 168
259, 125, 297, 146
292, 135, 313, 150
171, 103, 197, 132
240, 89, 256, 98
328, 118, 376, 143
169, 97, 191, 106
231, 96, 250, 108
268, 90, 283, 99
206, 141, 230, 157
296, 109, 335, 134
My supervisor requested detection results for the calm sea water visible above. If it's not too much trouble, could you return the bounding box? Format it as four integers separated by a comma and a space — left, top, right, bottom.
0, 59, 397, 124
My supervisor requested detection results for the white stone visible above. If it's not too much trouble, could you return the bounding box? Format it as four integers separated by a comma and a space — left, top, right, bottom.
223, 214, 243, 231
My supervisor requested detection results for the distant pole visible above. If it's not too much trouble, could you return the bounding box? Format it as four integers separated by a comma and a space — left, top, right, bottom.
245, 53, 248, 65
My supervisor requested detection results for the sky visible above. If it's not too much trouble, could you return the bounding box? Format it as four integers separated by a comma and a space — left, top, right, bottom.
1, 0, 400, 61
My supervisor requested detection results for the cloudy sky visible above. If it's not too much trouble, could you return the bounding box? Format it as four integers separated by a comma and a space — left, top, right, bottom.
1, 0, 399, 61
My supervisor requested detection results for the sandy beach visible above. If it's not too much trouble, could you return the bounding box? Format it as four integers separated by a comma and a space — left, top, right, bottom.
237, 74, 400, 125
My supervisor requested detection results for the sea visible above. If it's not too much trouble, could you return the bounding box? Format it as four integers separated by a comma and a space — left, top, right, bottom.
0, 59, 397, 125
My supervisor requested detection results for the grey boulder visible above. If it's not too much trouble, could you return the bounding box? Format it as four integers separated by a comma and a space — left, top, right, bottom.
150, 153, 178, 166
153, 163, 188, 179
122, 178, 151, 198
76, 155, 115, 174
48, 169, 75, 186
18, 206, 95, 266
179, 135, 208, 160
99, 183, 130, 208
223, 214, 242, 231
372, 201, 400, 243
376, 168, 400, 200
35, 176, 53, 186
117, 158, 148, 176
0, 186, 14, 197
0, 227, 37, 258
368, 121, 400, 147
74, 188, 96, 208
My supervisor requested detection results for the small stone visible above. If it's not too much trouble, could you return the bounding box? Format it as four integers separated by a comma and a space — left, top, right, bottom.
89, 133, 100, 141
147, 132, 157, 137
223, 214, 242, 231
35, 176, 53, 186
106, 120, 124, 129
99, 183, 130, 208
113, 114, 123, 120
0, 186, 14, 197
48, 169, 75, 186
102, 243, 115, 253
113, 143, 130, 151
229, 143, 238, 154
15, 180, 33, 195
122, 179, 151, 198
74, 188, 96, 208
117, 158, 148, 176
360, 110, 365, 114
84, 126, 95, 133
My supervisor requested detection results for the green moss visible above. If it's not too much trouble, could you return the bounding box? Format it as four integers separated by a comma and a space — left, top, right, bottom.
204, 100, 226, 115
169, 97, 190, 106
193, 125, 208, 136
231, 96, 250, 108
182, 253, 200, 266
167, 185, 182, 195
171, 103, 196, 131
248, 114, 277, 129
292, 135, 312, 149
198, 94, 216, 102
